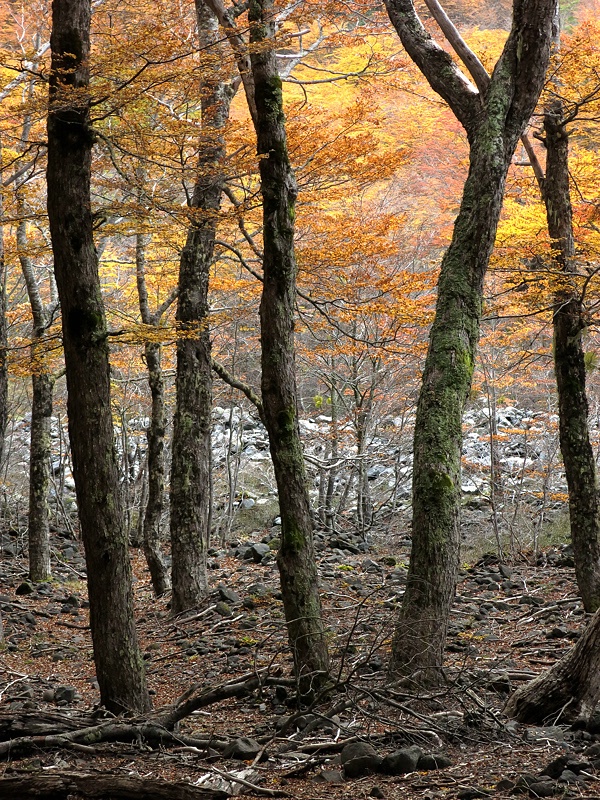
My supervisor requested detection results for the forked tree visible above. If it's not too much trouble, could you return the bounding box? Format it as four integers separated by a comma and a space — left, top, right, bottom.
47, 0, 150, 713
383, 0, 557, 680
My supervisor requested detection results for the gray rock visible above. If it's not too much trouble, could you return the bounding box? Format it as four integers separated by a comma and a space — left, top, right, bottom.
247, 542, 271, 564
417, 753, 453, 771
54, 685, 77, 703
215, 602, 233, 618
380, 745, 423, 775
313, 769, 344, 784
341, 742, 382, 778
223, 737, 262, 760
218, 586, 241, 604
527, 780, 556, 797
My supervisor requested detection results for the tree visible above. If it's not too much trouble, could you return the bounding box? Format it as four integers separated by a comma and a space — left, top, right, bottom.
169, 0, 234, 614
47, 0, 150, 713
384, 0, 557, 679
246, 0, 331, 690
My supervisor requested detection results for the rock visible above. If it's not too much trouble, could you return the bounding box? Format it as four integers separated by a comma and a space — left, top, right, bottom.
215, 602, 234, 618
558, 769, 584, 784
15, 581, 34, 595
217, 584, 240, 603
495, 779, 515, 792
341, 742, 382, 778
417, 753, 453, 770
54, 685, 77, 703
527, 780, 557, 796
313, 769, 344, 784
223, 737, 262, 760
380, 745, 423, 775
456, 788, 492, 799
369, 787, 385, 798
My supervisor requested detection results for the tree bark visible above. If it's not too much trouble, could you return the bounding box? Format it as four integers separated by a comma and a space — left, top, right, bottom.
135, 228, 170, 596
17, 203, 55, 582
0, 141, 8, 472
0, 772, 227, 800
543, 102, 600, 612
385, 0, 556, 680
505, 606, 600, 721
47, 0, 150, 713
169, 0, 233, 614
249, 0, 330, 691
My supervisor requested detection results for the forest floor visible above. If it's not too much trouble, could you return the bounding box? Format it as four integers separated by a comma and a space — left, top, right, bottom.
1, 519, 600, 800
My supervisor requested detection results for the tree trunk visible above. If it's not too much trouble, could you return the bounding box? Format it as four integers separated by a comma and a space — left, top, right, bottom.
28, 371, 53, 581
505, 606, 600, 722
0, 772, 227, 800
17, 203, 55, 582
47, 0, 150, 714
543, 102, 600, 612
249, 0, 330, 691
169, 0, 232, 614
142, 340, 170, 595
384, 0, 556, 680
135, 228, 170, 596
0, 141, 8, 471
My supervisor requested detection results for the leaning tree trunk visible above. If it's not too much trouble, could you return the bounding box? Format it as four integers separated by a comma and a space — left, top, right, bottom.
505, 605, 600, 722
384, 0, 556, 680
543, 101, 600, 612
249, 0, 330, 692
47, 0, 150, 714
169, 0, 232, 614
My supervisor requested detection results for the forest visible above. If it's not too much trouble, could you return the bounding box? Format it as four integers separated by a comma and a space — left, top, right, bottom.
2, 0, 600, 797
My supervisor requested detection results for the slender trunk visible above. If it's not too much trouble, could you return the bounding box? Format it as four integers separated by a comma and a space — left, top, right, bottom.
0, 141, 8, 470
544, 102, 600, 612
135, 228, 170, 596
28, 372, 53, 581
17, 204, 54, 581
47, 0, 150, 713
249, 0, 330, 691
142, 341, 170, 595
169, 0, 231, 614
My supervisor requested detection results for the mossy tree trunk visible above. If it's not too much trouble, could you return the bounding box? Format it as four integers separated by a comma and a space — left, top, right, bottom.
543, 103, 600, 612
249, 0, 330, 691
384, 0, 556, 680
169, 0, 232, 614
47, 0, 150, 714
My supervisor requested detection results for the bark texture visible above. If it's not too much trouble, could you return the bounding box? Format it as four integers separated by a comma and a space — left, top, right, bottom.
47, 0, 150, 713
505, 606, 600, 721
0, 772, 226, 800
0, 144, 7, 471
544, 103, 600, 612
136, 229, 170, 596
249, 0, 330, 690
169, 0, 232, 614
17, 205, 55, 582
385, 0, 556, 679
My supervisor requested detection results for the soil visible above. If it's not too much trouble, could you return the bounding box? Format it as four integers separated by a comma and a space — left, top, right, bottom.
1, 521, 599, 800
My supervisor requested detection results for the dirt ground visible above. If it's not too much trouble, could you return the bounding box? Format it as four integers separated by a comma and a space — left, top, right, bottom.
1, 520, 600, 799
